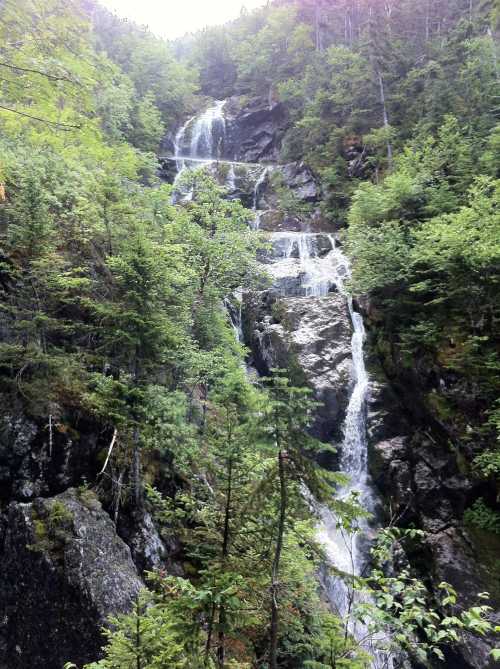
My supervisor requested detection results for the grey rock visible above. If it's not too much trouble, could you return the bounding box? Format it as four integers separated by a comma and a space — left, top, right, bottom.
224, 96, 288, 163
279, 162, 321, 202
425, 527, 500, 668
0, 413, 104, 502
244, 292, 352, 442
0, 489, 143, 669
370, 437, 416, 523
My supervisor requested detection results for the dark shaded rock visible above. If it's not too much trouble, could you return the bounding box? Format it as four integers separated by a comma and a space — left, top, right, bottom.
343, 136, 371, 179
370, 437, 416, 524
0, 413, 104, 502
424, 527, 500, 669
224, 96, 288, 163
0, 489, 143, 669
367, 379, 411, 445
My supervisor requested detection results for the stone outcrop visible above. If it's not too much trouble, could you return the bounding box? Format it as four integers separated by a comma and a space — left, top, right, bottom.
0, 412, 104, 503
224, 96, 288, 163
0, 489, 143, 669
244, 291, 352, 442
279, 162, 321, 202
369, 431, 500, 668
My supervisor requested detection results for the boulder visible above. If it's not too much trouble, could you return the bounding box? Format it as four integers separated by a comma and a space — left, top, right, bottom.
0, 489, 143, 669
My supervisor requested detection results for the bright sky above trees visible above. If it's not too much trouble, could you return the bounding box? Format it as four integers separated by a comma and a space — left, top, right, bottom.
100, 0, 267, 39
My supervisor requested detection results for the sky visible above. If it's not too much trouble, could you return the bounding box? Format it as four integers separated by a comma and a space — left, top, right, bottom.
99, 0, 267, 40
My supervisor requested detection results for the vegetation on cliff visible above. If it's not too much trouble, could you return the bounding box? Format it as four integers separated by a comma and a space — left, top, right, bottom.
1, 0, 499, 667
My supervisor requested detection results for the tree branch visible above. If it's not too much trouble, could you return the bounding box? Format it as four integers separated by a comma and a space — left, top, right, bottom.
0, 104, 81, 130
0, 60, 80, 85
98, 428, 118, 476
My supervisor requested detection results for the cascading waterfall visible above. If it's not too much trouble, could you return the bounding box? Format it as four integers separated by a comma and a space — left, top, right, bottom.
266, 231, 338, 297
190, 99, 226, 159
171, 101, 390, 667
171, 100, 226, 202
252, 165, 273, 230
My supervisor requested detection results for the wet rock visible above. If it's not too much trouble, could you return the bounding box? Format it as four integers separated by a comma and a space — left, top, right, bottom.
0, 489, 143, 669
370, 437, 416, 523
367, 379, 410, 445
258, 233, 333, 264
224, 96, 288, 163
244, 292, 352, 442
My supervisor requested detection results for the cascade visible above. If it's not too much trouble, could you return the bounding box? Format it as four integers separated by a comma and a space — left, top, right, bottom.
266, 231, 337, 297
190, 99, 226, 159
252, 165, 272, 230
171, 102, 390, 667
226, 163, 236, 192
171, 100, 227, 201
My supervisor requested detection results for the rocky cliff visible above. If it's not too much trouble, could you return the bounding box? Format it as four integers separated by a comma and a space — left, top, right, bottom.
0, 93, 498, 668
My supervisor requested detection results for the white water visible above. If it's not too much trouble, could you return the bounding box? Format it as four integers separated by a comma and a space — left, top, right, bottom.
171, 102, 391, 666
265, 231, 339, 297
252, 166, 273, 230
171, 101, 226, 201
190, 100, 226, 159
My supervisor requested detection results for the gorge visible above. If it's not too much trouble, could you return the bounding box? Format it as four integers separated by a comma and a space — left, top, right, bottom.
0, 1, 499, 668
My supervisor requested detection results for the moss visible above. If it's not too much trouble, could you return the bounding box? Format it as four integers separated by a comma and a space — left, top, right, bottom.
28, 499, 74, 558
425, 391, 454, 422
77, 485, 101, 511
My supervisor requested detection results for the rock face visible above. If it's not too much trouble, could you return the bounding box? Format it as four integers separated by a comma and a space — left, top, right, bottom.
0, 489, 143, 669
0, 412, 104, 503
279, 162, 321, 202
244, 291, 352, 442
370, 431, 500, 668
425, 527, 500, 669
224, 96, 288, 163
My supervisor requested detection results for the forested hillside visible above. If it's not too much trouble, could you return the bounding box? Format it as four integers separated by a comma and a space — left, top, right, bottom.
0, 1, 499, 668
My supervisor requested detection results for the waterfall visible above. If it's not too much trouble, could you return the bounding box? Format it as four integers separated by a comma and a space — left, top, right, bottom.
171, 100, 227, 202
266, 232, 337, 297
190, 100, 226, 159
171, 101, 391, 666
252, 166, 272, 230
226, 163, 236, 192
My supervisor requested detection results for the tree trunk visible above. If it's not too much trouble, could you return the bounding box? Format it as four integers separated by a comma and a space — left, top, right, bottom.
132, 426, 143, 510
315, 1, 322, 51
205, 603, 216, 666
135, 595, 142, 669
377, 70, 393, 168
269, 449, 287, 669
217, 433, 233, 668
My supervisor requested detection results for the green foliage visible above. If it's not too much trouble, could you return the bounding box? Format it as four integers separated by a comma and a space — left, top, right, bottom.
84, 590, 206, 669
3, 1, 500, 667
464, 498, 500, 534
357, 528, 497, 664
347, 118, 500, 444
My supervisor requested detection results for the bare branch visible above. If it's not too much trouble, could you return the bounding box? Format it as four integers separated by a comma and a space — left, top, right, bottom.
0, 60, 80, 85
98, 428, 118, 476
0, 104, 81, 130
